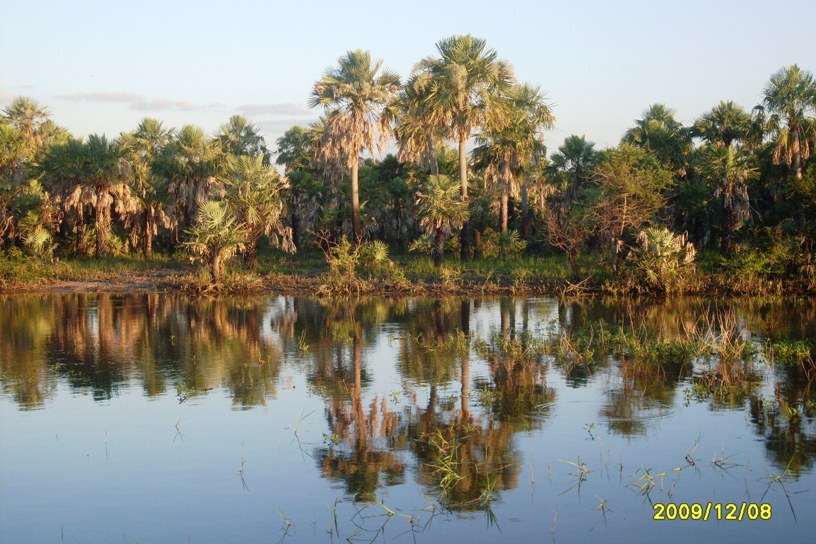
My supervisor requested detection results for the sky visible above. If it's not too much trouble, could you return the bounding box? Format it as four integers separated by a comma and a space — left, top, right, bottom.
1, 0, 815, 155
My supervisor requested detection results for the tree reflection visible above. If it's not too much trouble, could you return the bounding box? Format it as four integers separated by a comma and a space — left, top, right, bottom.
0, 294, 284, 408
2, 292, 816, 492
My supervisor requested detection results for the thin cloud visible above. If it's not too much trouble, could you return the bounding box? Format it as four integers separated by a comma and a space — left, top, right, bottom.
57, 91, 225, 112
238, 102, 312, 117
58, 91, 143, 103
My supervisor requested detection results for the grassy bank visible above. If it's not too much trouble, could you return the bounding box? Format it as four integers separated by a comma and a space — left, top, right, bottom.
2, 246, 814, 297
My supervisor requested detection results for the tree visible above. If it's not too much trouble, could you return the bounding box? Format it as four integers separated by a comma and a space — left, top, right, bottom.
84, 135, 133, 256
309, 50, 400, 245
276, 125, 322, 251
623, 104, 692, 176
220, 154, 293, 268
761, 64, 816, 180
44, 135, 131, 257
547, 135, 598, 207
216, 115, 270, 163
474, 83, 553, 234
2, 97, 51, 159
697, 144, 757, 254
154, 125, 218, 235
416, 35, 514, 259
120, 118, 174, 258
391, 72, 448, 175
415, 175, 469, 267
183, 200, 248, 284
591, 144, 674, 265
692, 100, 752, 148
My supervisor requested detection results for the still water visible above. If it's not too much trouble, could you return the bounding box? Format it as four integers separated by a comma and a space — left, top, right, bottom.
1, 294, 815, 543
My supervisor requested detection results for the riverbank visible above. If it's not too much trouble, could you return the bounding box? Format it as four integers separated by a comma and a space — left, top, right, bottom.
2, 249, 814, 297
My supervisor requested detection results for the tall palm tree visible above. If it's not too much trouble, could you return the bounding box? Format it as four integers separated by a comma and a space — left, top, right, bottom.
220, 154, 293, 268
547, 134, 598, 207
37, 137, 90, 255
2, 97, 51, 156
216, 115, 270, 163
623, 104, 692, 176
309, 50, 400, 245
391, 72, 448, 175
698, 144, 757, 254
415, 175, 469, 267
692, 100, 752, 148
81, 134, 131, 256
154, 125, 218, 236
42, 135, 132, 257
416, 35, 515, 258
276, 125, 320, 250
120, 118, 173, 258
474, 83, 553, 233
761, 64, 816, 180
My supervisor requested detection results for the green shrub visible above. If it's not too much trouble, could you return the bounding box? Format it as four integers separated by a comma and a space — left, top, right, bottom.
625, 227, 697, 294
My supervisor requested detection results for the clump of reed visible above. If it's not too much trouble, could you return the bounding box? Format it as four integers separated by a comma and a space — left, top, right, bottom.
689, 310, 762, 395
764, 339, 816, 376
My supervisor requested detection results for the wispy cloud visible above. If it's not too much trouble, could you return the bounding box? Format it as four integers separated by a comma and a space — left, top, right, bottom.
238, 102, 312, 117
57, 91, 225, 112
57, 91, 143, 103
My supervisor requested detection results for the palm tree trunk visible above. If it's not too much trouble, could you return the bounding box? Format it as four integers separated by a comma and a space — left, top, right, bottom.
721, 205, 737, 255
143, 206, 155, 259
458, 137, 470, 261
351, 160, 362, 245
95, 186, 109, 257
427, 134, 439, 176
433, 227, 445, 267
500, 188, 509, 234
76, 206, 88, 256
520, 182, 530, 240
793, 129, 802, 180
244, 236, 258, 269
211, 248, 223, 284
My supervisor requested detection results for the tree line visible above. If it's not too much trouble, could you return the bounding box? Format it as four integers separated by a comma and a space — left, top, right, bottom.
1, 35, 814, 288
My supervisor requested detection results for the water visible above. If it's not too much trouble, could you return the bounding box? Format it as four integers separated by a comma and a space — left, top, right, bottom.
1, 294, 815, 543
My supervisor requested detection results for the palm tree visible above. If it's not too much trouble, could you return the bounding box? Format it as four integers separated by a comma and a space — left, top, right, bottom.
698, 144, 757, 254
183, 200, 248, 284
692, 100, 752, 148
44, 134, 132, 257
623, 104, 692, 175
761, 64, 816, 180
276, 125, 321, 250
120, 118, 173, 258
38, 137, 91, 255
547, 134, 598, 207
83, 135, 132, 256
220, 154, 293, 268
391, 72, 448, 175
2, 97, 51, 156
216, 115, 270, 163
154, 125, 218, 236
474, 83, 553, 233
416, 35, 515, 259
415, 175, 469, 267
309, 49, 400, 245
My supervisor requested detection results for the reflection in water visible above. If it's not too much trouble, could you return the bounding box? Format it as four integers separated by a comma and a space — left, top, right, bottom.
1, 294, 816, 494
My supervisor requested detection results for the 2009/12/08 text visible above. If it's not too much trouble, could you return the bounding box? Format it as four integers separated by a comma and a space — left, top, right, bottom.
652, 503, 772, 521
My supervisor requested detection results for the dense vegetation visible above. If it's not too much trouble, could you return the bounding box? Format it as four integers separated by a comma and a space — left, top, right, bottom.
1, 36, 814, 294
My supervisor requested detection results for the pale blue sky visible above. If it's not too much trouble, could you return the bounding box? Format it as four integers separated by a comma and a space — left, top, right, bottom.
1, 0, 814, 153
